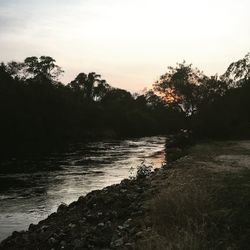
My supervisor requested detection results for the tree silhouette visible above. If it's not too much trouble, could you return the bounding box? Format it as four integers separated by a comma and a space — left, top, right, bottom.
1, 53, 250, 153
153, 62, 206, 116
222, 53, 250, 86
68, 72, 110, 101
197, 75, 228, 107
5, 56, 63, 82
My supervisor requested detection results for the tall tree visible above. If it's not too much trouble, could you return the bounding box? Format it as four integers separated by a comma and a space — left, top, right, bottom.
153, 62, 206, 116
5, 56, 63, 82
68, 72, 110, 101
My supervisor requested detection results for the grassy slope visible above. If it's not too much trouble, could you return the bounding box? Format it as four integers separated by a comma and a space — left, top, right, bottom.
135, 141, 250, 250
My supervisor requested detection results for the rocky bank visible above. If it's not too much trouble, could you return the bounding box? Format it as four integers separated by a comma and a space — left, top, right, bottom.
0, 163, 170, 250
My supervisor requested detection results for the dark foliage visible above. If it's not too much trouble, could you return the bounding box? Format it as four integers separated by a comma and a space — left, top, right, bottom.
153, 53, 250, 139
1, 53, 250, 155
0, 57, 183, 155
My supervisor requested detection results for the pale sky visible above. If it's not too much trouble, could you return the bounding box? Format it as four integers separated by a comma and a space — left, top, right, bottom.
0, 0, 249, 91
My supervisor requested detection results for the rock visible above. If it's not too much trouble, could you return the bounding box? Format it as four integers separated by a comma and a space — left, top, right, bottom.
48, 237, 57, 245
47, 212, 57, 219
73, 239, 84, 248
86, 214, 97, 222
52, 232, 59, 239
58, 232, 67, 239
125, 242, 135, 249
79, 217, 86, 224
111, 238, 124, 247
143, 216, 151, 227
111, 211, 118, 218
12, 231, 20, 237
21, 233, 29, 242
77, 196, 85, 202
60, 240, 67, 247
28, 223, 36, 231
135, 231, 143, 238
123, 218, 132, 228
41, 225, 49, 232
57, 203, 68, 213
129, 227, 136, 234
117, 225, 124, 230
68, 223, 76, 228
131, 210, 144, 216
104, 196, 113, 205
105, 220, 112, 227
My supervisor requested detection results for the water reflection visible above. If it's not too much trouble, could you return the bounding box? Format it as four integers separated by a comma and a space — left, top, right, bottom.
0, 136, 166, 241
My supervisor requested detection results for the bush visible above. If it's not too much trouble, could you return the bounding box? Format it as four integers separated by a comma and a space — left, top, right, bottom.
136, 162, 153, 179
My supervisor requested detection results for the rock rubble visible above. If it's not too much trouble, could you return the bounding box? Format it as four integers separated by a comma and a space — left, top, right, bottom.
0, 168, 166, 250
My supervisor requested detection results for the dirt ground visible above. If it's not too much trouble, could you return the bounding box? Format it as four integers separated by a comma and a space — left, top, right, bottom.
136, 140, 250, 250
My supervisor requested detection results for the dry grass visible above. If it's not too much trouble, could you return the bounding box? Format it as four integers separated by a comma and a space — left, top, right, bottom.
135, 170, 216, 250
132, 141, 250, 250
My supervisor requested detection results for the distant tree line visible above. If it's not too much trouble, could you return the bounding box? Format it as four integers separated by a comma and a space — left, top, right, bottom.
0, 56, 184, 151
0, 53, 249, 152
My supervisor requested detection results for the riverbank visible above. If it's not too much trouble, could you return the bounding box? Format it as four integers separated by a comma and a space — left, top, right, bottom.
1, 140, 250, 249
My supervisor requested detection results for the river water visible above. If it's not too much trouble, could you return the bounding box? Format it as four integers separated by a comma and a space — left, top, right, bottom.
0, 136, 166, 241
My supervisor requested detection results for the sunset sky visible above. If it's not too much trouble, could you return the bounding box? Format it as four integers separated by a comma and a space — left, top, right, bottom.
0, 0, 249, 91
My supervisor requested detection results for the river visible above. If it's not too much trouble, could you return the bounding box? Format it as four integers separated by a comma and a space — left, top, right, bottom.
0, 136, 166, 241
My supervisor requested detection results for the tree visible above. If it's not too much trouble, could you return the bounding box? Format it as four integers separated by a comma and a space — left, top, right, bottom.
101, 88, 133, 104
4, 61, 24, 79
153, 62, 206, 116
222, 52, 250, 87
197, 75, 228, 107
68, 72, 110, 101
93, 79, 110, 101
143, 90, 166, 110
68, 72, 88, 93
5, 56, 63, 82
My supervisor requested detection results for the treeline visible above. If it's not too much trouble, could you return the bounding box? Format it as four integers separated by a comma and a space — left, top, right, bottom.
0, 53, 250, 151
0, 56, 184, 150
